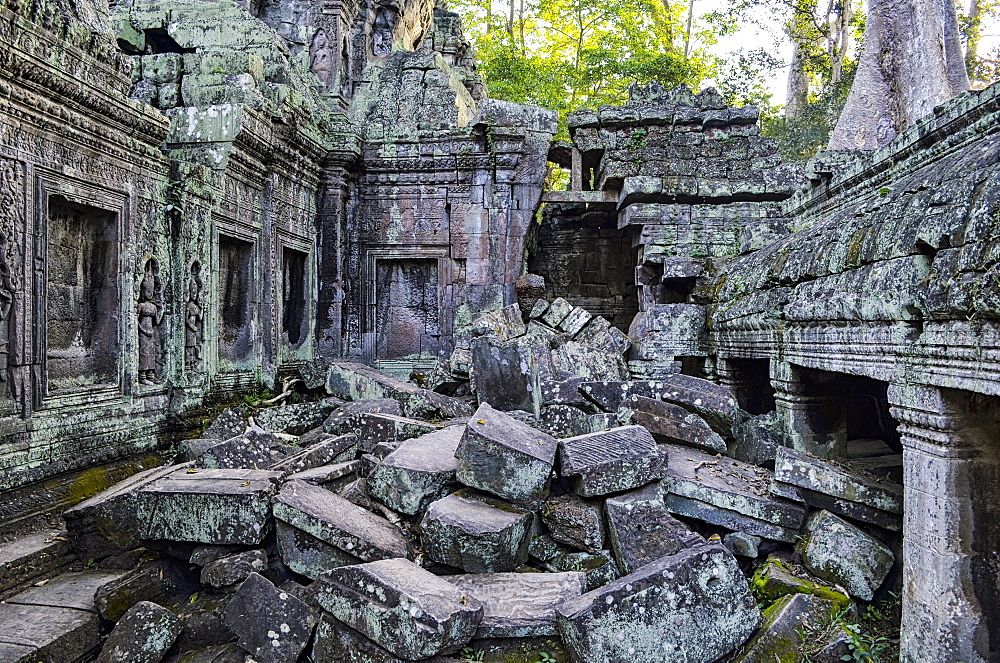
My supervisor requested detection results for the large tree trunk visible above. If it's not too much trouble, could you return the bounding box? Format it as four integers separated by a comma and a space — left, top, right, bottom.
828, 0, 969, 149
785, 38, 811, 120
965, 0, 983, 82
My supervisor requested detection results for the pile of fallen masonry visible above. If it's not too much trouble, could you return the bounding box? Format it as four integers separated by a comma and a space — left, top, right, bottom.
11, 300, 902, 663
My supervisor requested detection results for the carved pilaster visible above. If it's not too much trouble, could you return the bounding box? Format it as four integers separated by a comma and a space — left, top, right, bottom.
888, 382, 1000, 663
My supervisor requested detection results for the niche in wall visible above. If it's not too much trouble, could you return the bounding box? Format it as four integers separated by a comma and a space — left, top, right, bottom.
375, 258, 439, 360
218, 235, 255, 363
282, 247, 307, 347
46, 196, 119, 391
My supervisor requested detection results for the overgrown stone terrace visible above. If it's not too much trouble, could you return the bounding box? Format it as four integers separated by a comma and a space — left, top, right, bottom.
0, 0, 998, 660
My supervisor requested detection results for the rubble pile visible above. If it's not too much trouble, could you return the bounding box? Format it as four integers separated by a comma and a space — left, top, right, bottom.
8, 305, 903, 663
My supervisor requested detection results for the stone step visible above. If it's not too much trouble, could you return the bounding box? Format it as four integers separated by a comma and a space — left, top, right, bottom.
0, 570, 124, 662
0, 530, 75, 602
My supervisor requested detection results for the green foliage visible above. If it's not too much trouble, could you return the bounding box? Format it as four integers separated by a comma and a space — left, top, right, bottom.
536, 652, 557, 663
460, 647, 484, 662
451, 0, 713, 136
762, 75, 853, 161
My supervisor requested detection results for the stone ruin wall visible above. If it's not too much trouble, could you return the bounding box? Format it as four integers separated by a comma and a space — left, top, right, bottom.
2, 0, 1000, 657
0, 0, 553, 527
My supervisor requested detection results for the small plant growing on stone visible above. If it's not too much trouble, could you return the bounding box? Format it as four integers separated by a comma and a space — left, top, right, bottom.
460, 647, 484, 661
536, 651, 557, 663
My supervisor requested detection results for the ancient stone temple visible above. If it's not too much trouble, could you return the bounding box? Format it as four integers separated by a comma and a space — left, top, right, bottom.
0, 0, 998, 660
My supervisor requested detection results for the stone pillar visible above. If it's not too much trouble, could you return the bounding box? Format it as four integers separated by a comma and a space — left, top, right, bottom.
770, 360, 847, 458
888, 383, 1000, 663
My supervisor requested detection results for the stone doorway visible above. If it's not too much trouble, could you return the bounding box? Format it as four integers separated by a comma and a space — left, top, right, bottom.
374, 258, 440, 361
218, 235, 255, 364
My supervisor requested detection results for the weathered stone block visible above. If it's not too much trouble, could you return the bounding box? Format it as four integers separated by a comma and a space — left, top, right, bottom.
200, 549, 267, 590
355, 413, 442, 453
555, 543, 761, 663
224, 573, 316, 663
732, 593, 838, 663
723, 532, 762, 558
270, 434, 358, 474
541, 493, 605, 553
750, 556, 851, 610
733, 412, 784, 468
314, 558, 484, 660
275, 521, 360, 580
551, 341, 629, 382
272, 480, 412, 567
627, 395, 727, 453
368, 426, 464, 515
95, 601, 181, 663
657, 374, 746, 436
472, 304, 527, 341
421, 490, 533, 572
772, 447, 903, 514
64, 463, 180, 561
455, 403, 558, 508
800, 510, 894, 601
559, 425, 664, 497
202, 407, 248, 441
661, 444, 805, 541
136, 468, 281, 545
325, 362, 471, 419
541, 297, 573, 328
195, 431, 285, 470
253, 400, 339, 435
470, 333, 550, 413
324, 399, 402, 435
547, 550, 619, 591
605, 484, 702, 574
444, 572, 586, 638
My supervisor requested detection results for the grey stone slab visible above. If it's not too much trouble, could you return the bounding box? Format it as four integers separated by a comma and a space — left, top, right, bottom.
444, 572, 586, 638
421, 490, 533, 573
559, 425, 665, 497
224, 573, 316, 663
723, 532, 762, 558
368, 426, 464, 515
528, 534, 573, 563
661, 444, 805, 529
627, 395, 728, 453
136, 468, 281, 545
773, 446, 903, 514
96, 601, 182, 663
472, 304, 526, 341
770, 481, 902, 531
801, 510, 894, 601
202, 407, 248, 441
252, 400, 338, 436
0, 530, 75, 598
455, 403, 558, 509
656, 374, 746, 437
7, 570, 123, 612
541, 297, 573, 328
325, 362, 472, 419
354, 413, 442, 453
663, 494, 800, 542
194, 432, 285, 470
555, 543, 761, 663
540, 493, 605, 553
605, 484, 703, 574
551, 341, 629, 382
270, 434, 358, 474
275, 521, 361, 580
200, 549, 267, 590
547, 550, 619, 591
64, 463, 182, 561
0, 602, 99, 662
733, 412, 785, 468
324, 399, 402, 435
287, 460, 360, 487
314, 558, 484, 660
558, 306, 593, 336
470, 333, 550, 414
311, 614, 464, 663
273, 480, 412, 564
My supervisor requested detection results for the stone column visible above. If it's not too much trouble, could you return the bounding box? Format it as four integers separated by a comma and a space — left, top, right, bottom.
770, 360, 847, 458
888, 382, 1000, 663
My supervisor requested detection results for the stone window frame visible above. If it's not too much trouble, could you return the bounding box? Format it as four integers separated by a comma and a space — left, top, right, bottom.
212, 217, 261, 381
34, 172, 131, 408
360, 246, 452, 364
275, 230, 314, 357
